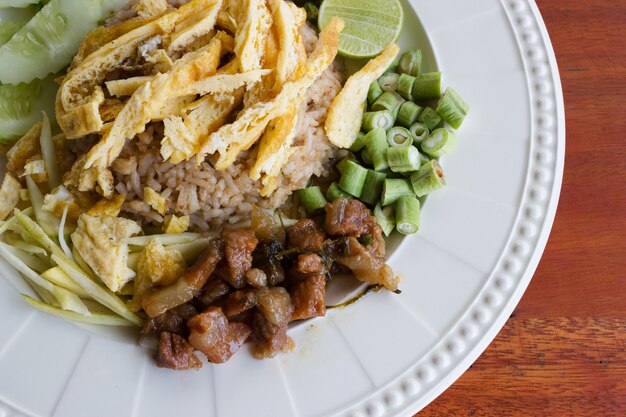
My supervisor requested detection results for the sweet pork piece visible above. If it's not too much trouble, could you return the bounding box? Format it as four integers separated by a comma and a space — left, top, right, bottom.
222, 228, 259, 288
187, 307, 251, 364
287, 219, 325, 252
224, 290, 257, 319
155, 332, 203, 370
325, 198, 377, 237
143, 303, 198, 337
142, 240, 223, 317
290, 274, 326, 321
294, 253, 325, 275
252, 287, 294, 358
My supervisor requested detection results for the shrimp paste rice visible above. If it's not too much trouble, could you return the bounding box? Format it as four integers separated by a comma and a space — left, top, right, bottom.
110, 24, 344, 231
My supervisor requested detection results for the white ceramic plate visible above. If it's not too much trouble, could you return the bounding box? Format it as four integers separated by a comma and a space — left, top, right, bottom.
0, 0, 564, 416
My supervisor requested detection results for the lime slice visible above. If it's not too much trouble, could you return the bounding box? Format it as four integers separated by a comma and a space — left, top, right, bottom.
318, 0, 403, 59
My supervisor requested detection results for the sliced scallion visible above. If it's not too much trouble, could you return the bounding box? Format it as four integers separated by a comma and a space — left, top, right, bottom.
395, 196, 421, 235
363, 128, 389, 171
378, 72, 400, 92
387, 146, 421, 173
326, 182, 352, 202
349, 131, 367, 152
411, 72, 442, 100
409, 122, 430, 144
417, 107, 442, 131
410, 159, 446, 197
372, 91, 405, 119
398, 49, 422, 76
297, 186, 327, 213
367, 81, 384, 106
362, 110, 394, 132
382, 178, 414, 206
360, 170, 386, 205
339, 160, 368, 197
396, 101, 422, 128
421, 128, 458, 158
386, 126, 413, 147
436, 87, 470, 129
374, 203, 396, 236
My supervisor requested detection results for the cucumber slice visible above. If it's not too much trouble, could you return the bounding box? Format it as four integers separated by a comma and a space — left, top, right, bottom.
0, 75, 56, 143
0, 1, 40, 8
0, 6, 36, 46
0, 0, 128, 84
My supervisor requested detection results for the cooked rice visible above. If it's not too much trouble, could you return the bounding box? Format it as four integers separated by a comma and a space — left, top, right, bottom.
106, 24, 344, 231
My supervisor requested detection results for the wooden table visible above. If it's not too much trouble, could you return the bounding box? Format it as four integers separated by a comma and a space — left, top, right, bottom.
418, 1, 626, 415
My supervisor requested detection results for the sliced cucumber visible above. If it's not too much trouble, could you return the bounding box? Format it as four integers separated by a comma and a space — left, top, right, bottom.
0, 1, 40, 8
0, 75, 56, 142
0, 6, 36, 46
0, 0, 128, 84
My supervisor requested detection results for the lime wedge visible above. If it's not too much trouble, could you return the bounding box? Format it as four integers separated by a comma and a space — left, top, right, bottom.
318, 0, 403, 59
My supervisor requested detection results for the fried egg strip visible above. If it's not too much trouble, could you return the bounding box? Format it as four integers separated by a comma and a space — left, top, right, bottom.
234, 0, 272, 72
184, 69, 271, 96
105, 76, 154, 97
325, 43, 400, 148
269, 0, 306, 90
198, 17, 344, 170
60, 0, 220, 114
249, 1, 307, 191
133, 0, 169, 18
161, 92, 242, 164
84, 38, 223, 172
167, 0, 223, 53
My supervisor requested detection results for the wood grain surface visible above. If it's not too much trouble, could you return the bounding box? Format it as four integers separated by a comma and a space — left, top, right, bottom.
418, 1, 626, 415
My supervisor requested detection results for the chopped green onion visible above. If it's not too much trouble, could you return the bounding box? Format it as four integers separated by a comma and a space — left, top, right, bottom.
297, 186, 327, 213
362, 110, 394, 132
304, 2, 319, 22
421, 128, 458, 158
398, 49, 422, 76
398, 74, 416, 100
410, 160, 446, 197
386, 126, 413, 147
374, 203, 396, 236
417, 107, 442, 131
436, 87, 470, 129
349, 131, 367, 152
363, 128, 390, 171
411, 72, 442, 100
396, 101, 422, 128
367, 81, 384, 105
372, 91, 405, 119
326, 182, 352, 202
360, 170, 386, 205
382, 178, 414, 206
339, 160, 368, 197
378, 72, 400, 92
395, 196, 421, 234
409, 122, 430, 144
361, 148, 373, 166
387, 146, 421, 173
